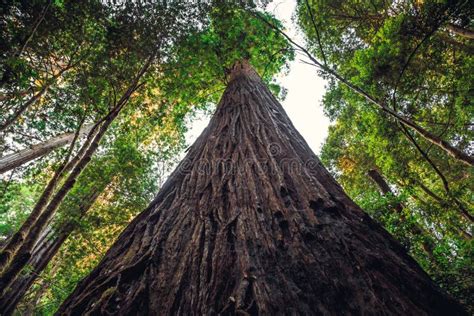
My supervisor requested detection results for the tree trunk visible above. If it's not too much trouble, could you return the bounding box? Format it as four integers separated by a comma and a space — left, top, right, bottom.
447, 23, 474, 39
0, 114, 108, 293
367, 169, 404, 213
330, 68, 474, 167
0, 122, 96, 272
0, 123, 97, 273
367, 168, 435, 259
57, 61, 466, 315
0, 124, 94, 174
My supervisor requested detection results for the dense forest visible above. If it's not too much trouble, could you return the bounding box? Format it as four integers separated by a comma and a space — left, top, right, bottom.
0, 0, 472, 314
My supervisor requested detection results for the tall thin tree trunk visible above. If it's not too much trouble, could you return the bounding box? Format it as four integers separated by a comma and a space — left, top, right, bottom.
0, 114, 108, 293
326, 65, 473, 166
367, 169, 401, 208
57, 61, 466, 315
0, 122, 95, 272
447, 23, 474, 39
367, 168, 435, 259
0, 124, 94, 174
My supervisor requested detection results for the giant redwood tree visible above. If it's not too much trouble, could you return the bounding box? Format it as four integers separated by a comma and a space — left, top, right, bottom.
57, 61, 466, 315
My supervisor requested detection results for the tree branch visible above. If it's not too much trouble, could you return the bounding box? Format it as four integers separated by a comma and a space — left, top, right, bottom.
251, 10, 474, 167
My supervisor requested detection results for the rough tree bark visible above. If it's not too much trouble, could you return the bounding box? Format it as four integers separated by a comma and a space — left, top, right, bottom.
57, 61, 466, 315
0, 124, 94, 174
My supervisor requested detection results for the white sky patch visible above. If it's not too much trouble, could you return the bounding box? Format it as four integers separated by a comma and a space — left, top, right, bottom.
185, 0, 329, 155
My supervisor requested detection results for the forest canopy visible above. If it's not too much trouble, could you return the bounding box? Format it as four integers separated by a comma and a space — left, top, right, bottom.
0, 0, 472, 314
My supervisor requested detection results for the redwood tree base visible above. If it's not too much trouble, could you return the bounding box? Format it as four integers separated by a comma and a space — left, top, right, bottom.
57, 61, 466, 315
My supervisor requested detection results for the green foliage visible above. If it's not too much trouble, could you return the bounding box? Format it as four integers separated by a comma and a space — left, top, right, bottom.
0, 180, 43, 238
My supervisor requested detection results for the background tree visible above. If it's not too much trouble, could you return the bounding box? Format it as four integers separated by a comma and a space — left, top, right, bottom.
0, 0, 214, 293
297, 0, 473, 310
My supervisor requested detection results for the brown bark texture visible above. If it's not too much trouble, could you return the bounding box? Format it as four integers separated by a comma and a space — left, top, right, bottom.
57, 61, 466, 315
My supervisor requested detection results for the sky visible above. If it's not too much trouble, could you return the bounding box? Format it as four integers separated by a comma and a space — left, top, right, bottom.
185, 0, 330, 155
